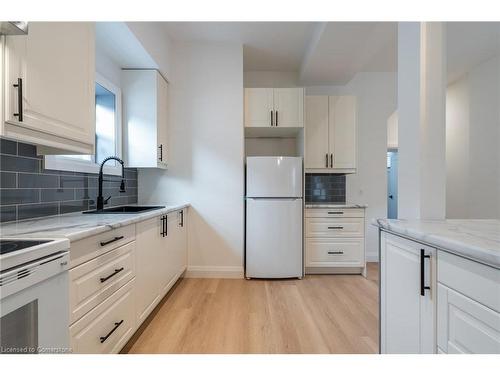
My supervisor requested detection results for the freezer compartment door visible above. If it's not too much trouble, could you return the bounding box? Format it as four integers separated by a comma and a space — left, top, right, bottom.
246, 157, 302, 198
246, 198, 303, 278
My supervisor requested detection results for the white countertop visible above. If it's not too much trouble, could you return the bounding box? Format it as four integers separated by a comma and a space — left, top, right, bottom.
0, 203, 190, 242
375, 218, 500, 268
305, 203, 367, 209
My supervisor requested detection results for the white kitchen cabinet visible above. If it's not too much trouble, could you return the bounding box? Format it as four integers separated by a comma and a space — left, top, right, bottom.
305, 96, 329, 168
305, 95, 356, 172
380, 231, 436, 353
122, 69, 168, 169
305, 208, 366, 275
135, 216, 164, 326
437, 251, 500, 354
244, 88, 303, 128
2, 22, 95, 154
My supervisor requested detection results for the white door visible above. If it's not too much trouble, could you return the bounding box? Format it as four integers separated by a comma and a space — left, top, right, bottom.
156, 72, 168, 167
305, 96, 330, 169
329, 96, 356, 169
380, 232, 436, 353
135, 216, 162, 325
159, 214, 179, 297
246, 198, 303, 278
437, 284, 500, 354
246, 157, 302, 198
274, 88, 304, 127
4, 22, 95, 149
244, 88, 274, 127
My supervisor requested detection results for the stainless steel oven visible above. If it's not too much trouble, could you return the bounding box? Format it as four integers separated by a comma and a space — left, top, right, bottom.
0, 239, 70, 354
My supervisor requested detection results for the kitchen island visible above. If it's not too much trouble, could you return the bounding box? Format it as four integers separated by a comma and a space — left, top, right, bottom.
374, 218, 500, 354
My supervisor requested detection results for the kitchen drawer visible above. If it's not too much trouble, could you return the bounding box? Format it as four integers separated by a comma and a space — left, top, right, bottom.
70, 225, 135, 268
438, 251, 500, 312
306, 238, 364, 267
70, 278, 135, 354
69, 241, 136, 324
305, 208, 365, 218
438, 283, 500, 353
305, 217, 364, 238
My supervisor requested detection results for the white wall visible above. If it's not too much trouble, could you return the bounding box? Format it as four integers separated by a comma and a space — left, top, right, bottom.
96, 46, 122, 87
139, 41, 245, 278
307, 72, 398, 261
244, 71, 298, 87
446, 56, 500, 219
126, 22, 173, 80
387, 111, 398, 149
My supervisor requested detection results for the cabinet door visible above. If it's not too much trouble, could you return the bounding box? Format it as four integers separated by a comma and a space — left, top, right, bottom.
175, 210, 188, 274
329, 96, 356, 169
4, 22, 95, 150
244, 88, 274, 127
380, 232, 436, 353
158, 214, 179, 297
305, 96, 329, 169
156, 72, 168, 167
437, 284, 500, 354
274, 88, 304, 127
135, 216, 162, 325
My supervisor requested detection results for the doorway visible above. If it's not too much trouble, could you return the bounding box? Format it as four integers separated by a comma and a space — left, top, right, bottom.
387, 150, 398, 219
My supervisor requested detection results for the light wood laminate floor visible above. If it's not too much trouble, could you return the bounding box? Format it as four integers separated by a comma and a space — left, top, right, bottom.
124, 263, 379, 354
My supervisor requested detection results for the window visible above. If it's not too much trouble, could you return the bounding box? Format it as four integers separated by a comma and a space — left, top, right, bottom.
44, 73, 122, 175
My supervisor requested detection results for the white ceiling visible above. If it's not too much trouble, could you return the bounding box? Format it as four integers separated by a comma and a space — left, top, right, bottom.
163, 22, 397, 85
447, 22, 500, 83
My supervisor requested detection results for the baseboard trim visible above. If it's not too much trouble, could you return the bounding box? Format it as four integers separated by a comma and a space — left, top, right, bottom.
185, 265, 244, 279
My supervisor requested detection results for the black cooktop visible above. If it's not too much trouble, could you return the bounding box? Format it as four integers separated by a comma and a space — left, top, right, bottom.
0, 240, 53, 255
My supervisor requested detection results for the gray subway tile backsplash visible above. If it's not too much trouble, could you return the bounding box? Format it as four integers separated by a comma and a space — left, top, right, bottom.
305, 173, 346, 203
0, 138, 138, 223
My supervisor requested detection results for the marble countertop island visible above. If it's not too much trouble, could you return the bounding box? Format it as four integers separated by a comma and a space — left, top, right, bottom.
374, 218, 500, 268
0, 203, 190, 242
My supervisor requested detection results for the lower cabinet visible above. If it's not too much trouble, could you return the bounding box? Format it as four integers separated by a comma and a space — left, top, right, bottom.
69, 208, 188, 353
380, 231, 499, 354
437, 251, 500, 354
380, 231, 436, 354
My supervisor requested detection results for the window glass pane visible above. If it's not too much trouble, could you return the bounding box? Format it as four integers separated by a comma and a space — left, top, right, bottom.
95, 83, 116, 164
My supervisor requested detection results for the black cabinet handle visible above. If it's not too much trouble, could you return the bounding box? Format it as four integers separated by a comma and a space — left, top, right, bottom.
100, 236, 124, 247
420, 249, 431, 296
275, 110, 278, 126
100, 320, 124, 343
328, 251, 344, 255
13, 78, 23, 122
328, 226, 344, 230
100, 267, 124, 283
179, 210, 184, 227
330, 153, 333, 168
328, 211, 344, 215
325, 154, 329, 168
161, 216, 165, 237
158, 144, 163, 161
270, 110, 273, 126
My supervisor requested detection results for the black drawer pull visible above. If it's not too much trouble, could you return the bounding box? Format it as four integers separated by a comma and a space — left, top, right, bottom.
179, 210, 184, 227
100, 320, 124, 343
100, 236, 124, 247
328, 226, 344, 230
328, 251, 344, 255
328, 211, 344, 215
100, 267, 124, 283
420, 249, 431, 296
13, 78, 23, 122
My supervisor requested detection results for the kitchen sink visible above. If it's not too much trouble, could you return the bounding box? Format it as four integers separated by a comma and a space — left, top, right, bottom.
83, 205, 165, 214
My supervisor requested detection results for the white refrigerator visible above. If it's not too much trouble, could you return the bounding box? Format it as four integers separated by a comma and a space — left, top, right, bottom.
245, 157, 303, 279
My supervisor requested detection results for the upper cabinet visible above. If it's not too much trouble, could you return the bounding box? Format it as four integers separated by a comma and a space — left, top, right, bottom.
122, 69, 168, 169
305, 95, 357, 172
2, 22, 96, 154
244, 88, 304, 128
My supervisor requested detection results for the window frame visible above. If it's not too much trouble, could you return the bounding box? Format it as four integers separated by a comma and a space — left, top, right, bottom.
44, 73, 123, 176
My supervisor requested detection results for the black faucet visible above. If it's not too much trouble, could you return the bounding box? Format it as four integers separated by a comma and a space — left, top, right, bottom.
96, 156, 126, 211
